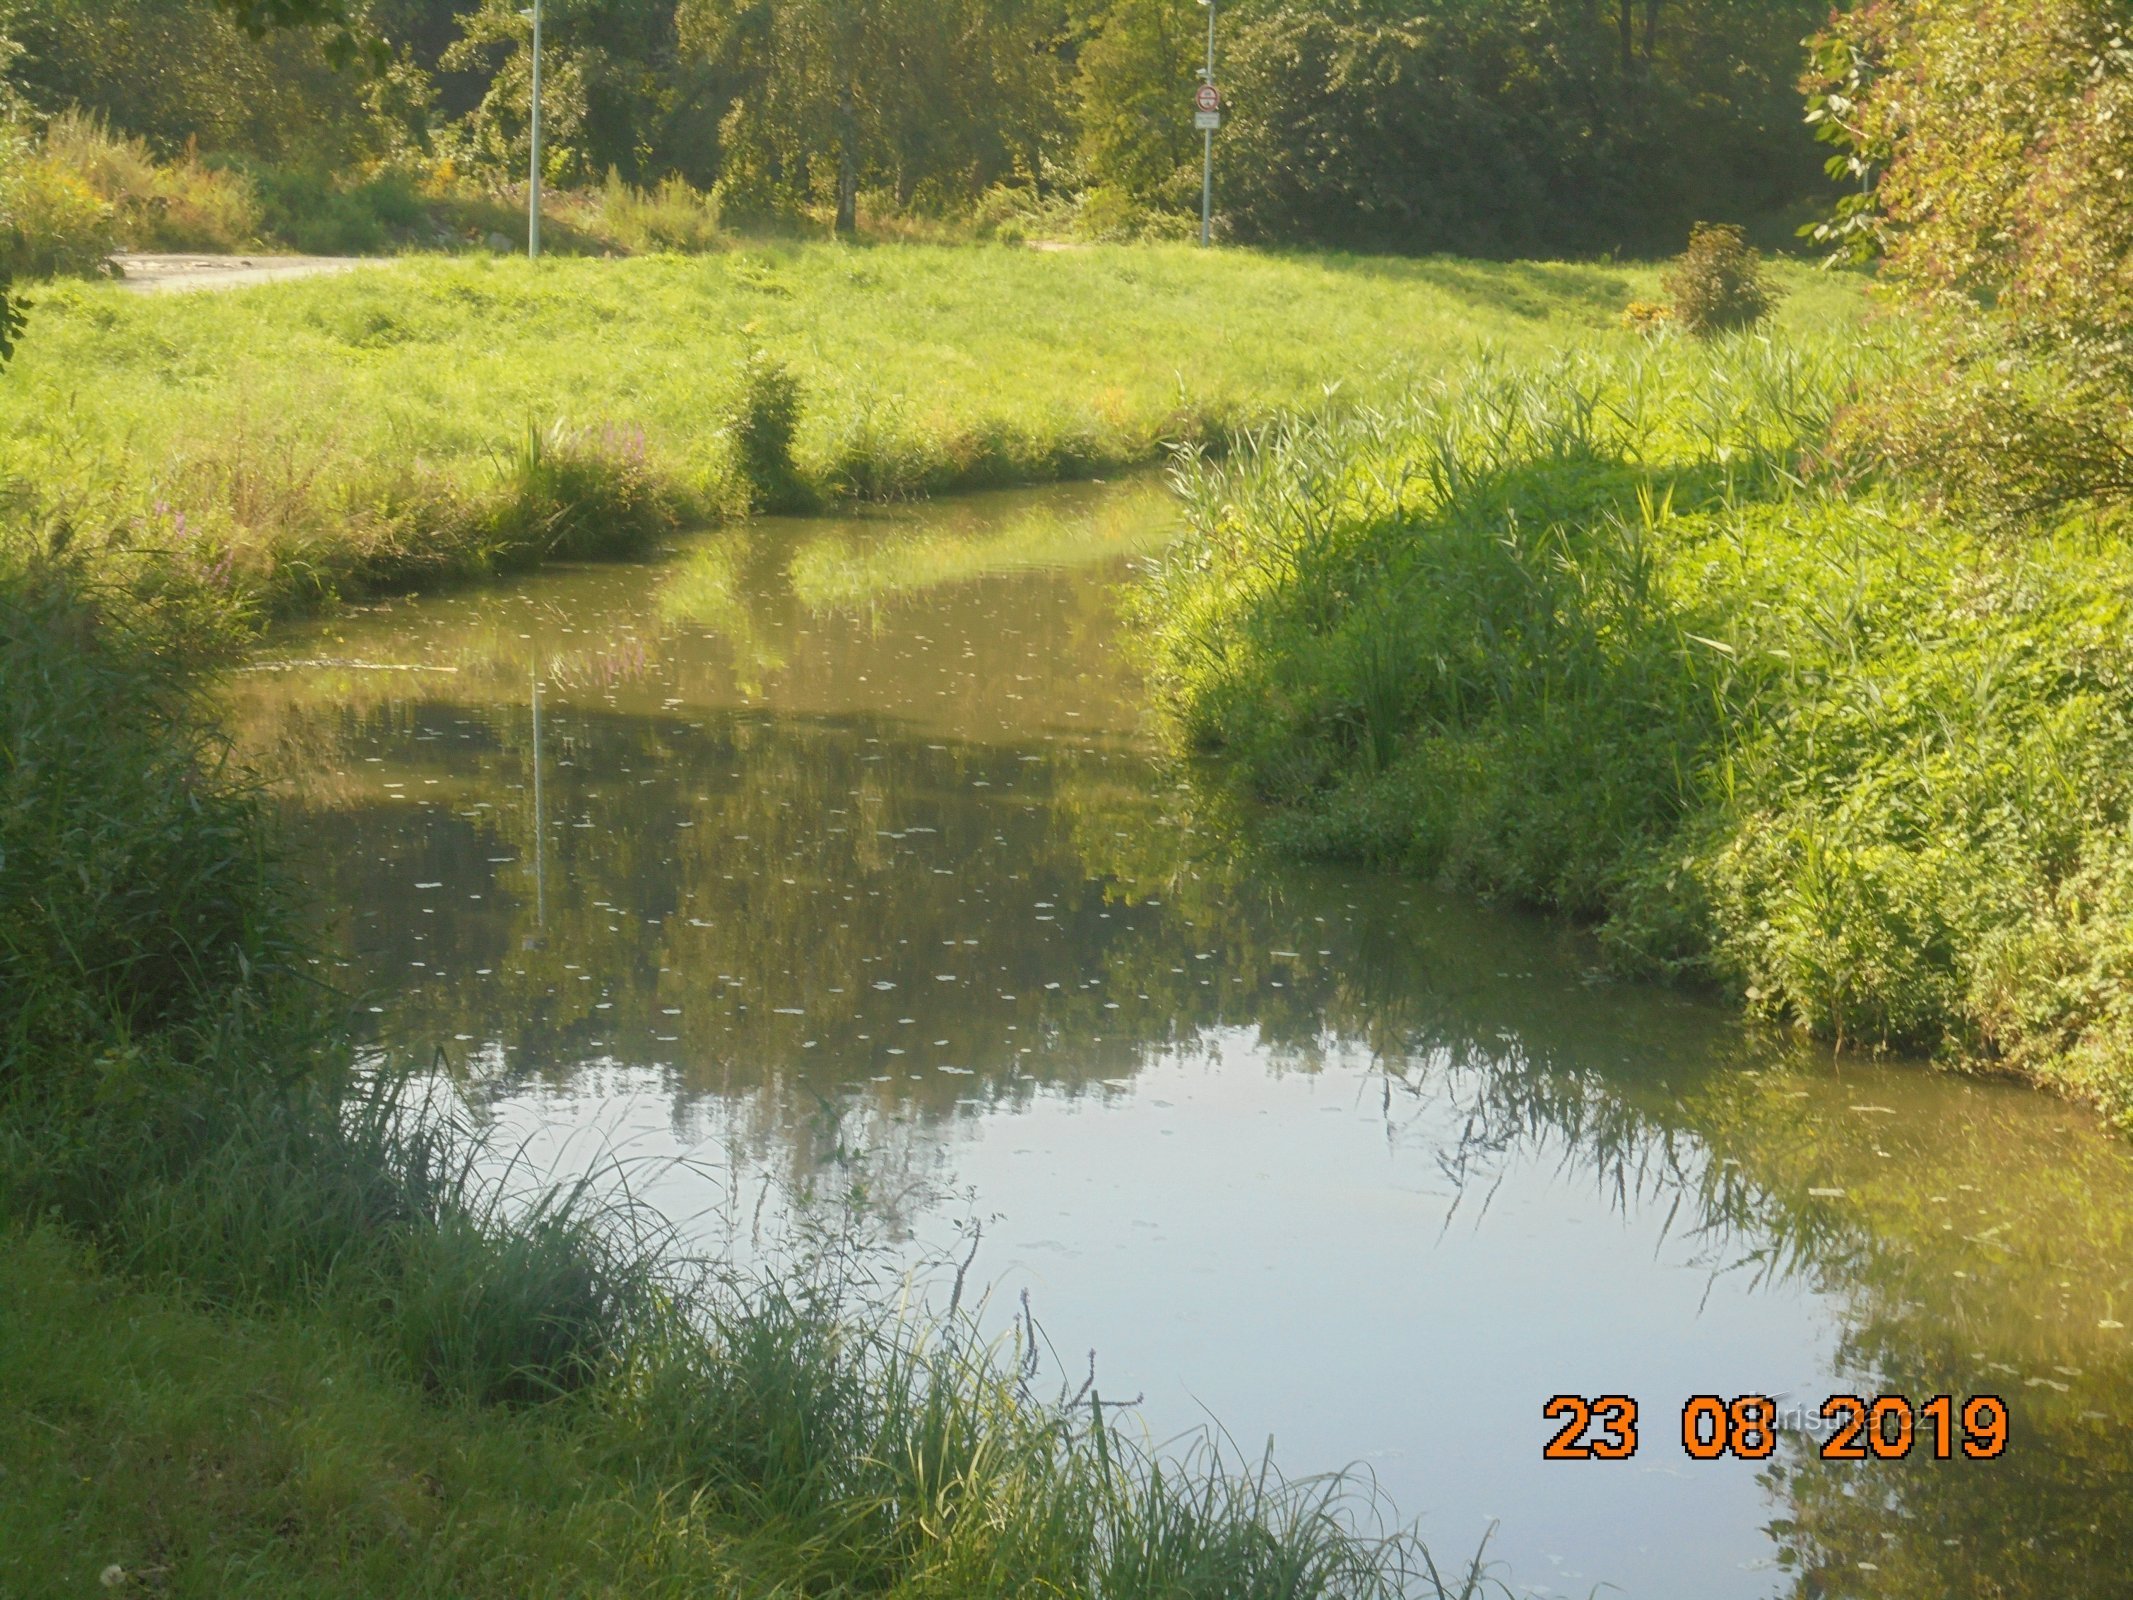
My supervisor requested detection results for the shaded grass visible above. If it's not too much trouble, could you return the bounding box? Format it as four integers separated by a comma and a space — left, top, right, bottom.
0, 246, 1860, 622
1140, 331, 2133, 1120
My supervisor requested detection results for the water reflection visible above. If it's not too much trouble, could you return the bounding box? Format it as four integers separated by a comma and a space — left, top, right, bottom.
233, 477, 2133, 1599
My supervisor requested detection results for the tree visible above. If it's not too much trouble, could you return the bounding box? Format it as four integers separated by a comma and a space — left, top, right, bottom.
683, 0, 1066, 230
1206, 0, 1826, 256
1073, 0, 1198, 208
1812, 0, 2133, 517
208, 0, 383, 72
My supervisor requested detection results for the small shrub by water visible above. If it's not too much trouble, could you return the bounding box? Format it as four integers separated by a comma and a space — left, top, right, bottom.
725, 349, 804, 510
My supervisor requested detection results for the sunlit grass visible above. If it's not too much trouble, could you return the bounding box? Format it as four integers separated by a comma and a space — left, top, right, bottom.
1141, 327, 2133, 1120
0, 245, 1862, 619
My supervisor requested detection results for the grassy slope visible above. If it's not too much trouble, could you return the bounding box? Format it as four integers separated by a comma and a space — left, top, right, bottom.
0, 244, 1850, 614
0, 1226, 774, 1599
1140, 324, 2133, 1121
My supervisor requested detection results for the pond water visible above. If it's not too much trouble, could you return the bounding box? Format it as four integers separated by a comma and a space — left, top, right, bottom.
232, 476, 2133, 1599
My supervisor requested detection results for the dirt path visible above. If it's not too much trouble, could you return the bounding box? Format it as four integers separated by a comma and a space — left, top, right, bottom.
111, 253, 393, 293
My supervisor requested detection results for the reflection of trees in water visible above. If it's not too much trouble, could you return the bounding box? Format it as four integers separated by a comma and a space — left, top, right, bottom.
1389, 1000, 2133, 1599
229, 491, 2133, 1599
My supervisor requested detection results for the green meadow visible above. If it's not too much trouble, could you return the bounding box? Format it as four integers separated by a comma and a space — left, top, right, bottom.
0, 246, 1856, 615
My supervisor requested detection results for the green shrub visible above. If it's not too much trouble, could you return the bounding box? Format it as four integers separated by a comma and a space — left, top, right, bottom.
207, 159, 424, 254
0, 127, 115, 278
725, 350, 804, 510
1660, 223, 1781, 337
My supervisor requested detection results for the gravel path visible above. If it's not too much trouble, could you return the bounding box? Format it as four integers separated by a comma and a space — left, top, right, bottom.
111, 253, 393, 293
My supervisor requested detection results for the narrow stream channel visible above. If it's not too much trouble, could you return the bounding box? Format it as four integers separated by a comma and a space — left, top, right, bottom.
231, 476, 2133, 1599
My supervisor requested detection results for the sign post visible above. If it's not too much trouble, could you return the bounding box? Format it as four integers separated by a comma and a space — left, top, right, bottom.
522, 0, 543, 258
1195, 0, 1218, 247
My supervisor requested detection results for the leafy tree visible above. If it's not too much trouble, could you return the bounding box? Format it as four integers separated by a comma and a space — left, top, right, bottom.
9, 0, 382, 166
683, 0, 1066, 231
1812, 0, 2133, 518
1073, 0, 1199, 209
1127, 0, 1830, 256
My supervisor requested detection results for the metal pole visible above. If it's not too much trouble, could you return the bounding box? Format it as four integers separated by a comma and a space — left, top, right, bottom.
528, 0, 543, 259
530, 662, 545, 930
1200, 0, 1217, 248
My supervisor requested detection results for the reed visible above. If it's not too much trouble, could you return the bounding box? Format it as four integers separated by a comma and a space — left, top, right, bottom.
1141, 331, 2133, 1121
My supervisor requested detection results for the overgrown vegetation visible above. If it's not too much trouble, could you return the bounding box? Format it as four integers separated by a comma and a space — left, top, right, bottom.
1140, 336, 2133, 1121
0, 542, 1498, 1597
1808, 0, 2133, 521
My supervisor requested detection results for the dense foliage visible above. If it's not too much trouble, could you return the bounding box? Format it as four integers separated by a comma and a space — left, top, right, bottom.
0, 0, 1832, 252
1214, 0, 1830, 255
1141, 338, 2133, 1121
1810, 0, 2133, 517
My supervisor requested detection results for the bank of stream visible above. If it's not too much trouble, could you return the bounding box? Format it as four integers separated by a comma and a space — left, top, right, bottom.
230, 476, 2133, 1599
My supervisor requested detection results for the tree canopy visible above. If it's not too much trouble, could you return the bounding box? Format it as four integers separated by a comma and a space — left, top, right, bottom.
1, 0, 1834, 253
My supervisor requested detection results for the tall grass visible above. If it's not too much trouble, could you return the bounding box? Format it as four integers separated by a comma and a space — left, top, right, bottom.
1142, 332, 2133, 1121
0, 248, 1864, 621
0, 539, 1495, 1594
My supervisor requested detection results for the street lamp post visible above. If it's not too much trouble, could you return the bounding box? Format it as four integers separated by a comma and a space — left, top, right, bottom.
525, 0, 543, 258
1197, 0, 1217, 248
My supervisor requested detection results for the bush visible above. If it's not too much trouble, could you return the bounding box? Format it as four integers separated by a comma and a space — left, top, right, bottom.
209, 159, 424, 255
594, 169, 722, 254
1806, 0, 2133, 518
1660, 223, 1781, 337
0, 127, 115, 278
41, 110, 260, 252
725, 350, 803, 510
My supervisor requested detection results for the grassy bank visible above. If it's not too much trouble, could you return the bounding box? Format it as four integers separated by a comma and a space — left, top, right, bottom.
0, 544, 1491, 1596
1140, 334, 2133, 1122
0, 246, 1856, 619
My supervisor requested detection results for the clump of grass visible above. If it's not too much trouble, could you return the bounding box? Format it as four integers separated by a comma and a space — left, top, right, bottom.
1141, 335, 2133, 1120
595, 169, 724, 254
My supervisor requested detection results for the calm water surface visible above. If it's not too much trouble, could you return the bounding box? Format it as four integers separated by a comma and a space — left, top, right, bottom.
232, 478, 2133, 1600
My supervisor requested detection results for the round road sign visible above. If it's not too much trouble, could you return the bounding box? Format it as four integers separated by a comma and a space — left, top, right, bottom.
1195, 84, 1221, 113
